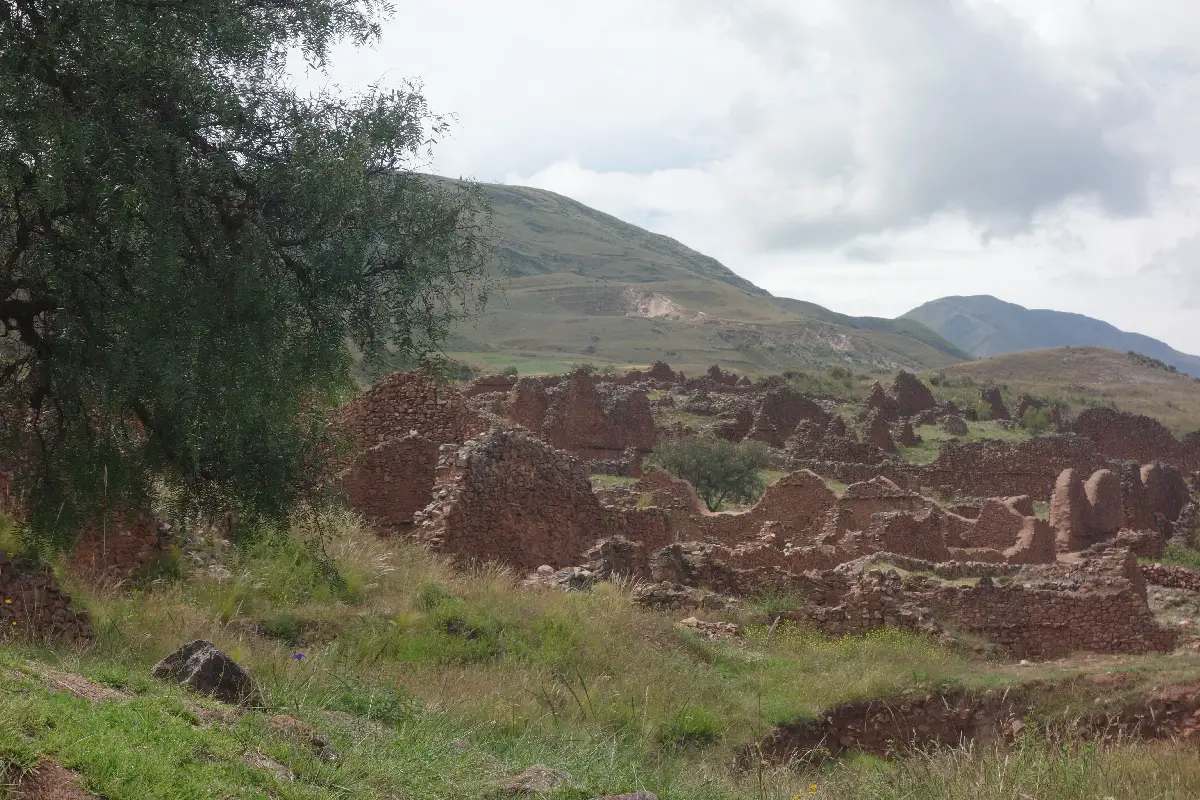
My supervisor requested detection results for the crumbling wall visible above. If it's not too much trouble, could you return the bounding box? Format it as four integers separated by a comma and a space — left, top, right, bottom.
415, 426, 614, 571
68, 512, 170, 584
0, 551, 92, 641
334, 371, 490, 449
919, 435, 1104, 499
888, 371, 936, 417
1073, 408, 1180, 465
337, 433, 438, 534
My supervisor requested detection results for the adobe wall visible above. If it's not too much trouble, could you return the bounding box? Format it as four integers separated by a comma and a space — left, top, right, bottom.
67, 511, 170, 584
334, 371, 491, 449
1072, 408, 1180, 465
337, 433, 439, 535
415, 426, 663, 572
917, 435, 1105, 498
505, 373, 656, 458
0, 551, 92, 641
807, 551, 1175, 660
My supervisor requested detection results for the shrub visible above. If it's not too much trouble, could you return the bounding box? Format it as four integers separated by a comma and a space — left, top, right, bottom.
650, 437, 770, 511
972, 399, 995, 422
1021, 406, 1056, 434
501, 365, 519, 377
569, 362, 598, 375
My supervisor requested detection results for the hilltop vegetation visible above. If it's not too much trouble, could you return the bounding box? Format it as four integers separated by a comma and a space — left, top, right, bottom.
927, 346, 1200, 435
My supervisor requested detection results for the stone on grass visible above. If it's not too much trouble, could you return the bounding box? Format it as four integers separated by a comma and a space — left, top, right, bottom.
151, 640, 263, 706
939, 415, 969, 437
489, 765, 572, 795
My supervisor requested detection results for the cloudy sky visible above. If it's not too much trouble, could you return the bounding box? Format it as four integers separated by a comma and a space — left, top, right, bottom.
296, 0, 1200, 353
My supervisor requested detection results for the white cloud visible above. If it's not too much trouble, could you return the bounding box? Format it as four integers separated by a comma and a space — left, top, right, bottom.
295, 0, 1200, 353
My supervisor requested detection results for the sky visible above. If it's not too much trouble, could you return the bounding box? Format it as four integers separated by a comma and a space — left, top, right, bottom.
293, 0, 1200, 353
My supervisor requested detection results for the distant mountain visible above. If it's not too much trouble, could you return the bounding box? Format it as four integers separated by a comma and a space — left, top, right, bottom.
420, 180, 973, 377
902, 295, 1200, 377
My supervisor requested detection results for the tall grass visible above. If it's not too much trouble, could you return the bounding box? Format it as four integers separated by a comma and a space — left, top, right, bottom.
3, 510, 1199, 798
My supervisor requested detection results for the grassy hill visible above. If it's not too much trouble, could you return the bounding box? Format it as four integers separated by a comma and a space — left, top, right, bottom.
904, 295, 1200, 377
927, 346, 1200, 434
439, 181, 971, 376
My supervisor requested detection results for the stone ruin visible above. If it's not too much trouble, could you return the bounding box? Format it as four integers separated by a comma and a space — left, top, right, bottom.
0, 550, 92, 642
332, 371, 492, 534
1072, 407, 1200, 470
330, 361, 1197, 662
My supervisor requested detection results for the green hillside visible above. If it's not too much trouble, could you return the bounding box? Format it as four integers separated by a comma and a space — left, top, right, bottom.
440, 181, 971, 376
904, 295, 1200, 377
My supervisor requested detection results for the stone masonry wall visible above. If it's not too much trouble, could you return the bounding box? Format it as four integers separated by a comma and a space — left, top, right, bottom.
0, 551, 92, 641
917, 435, 1105, 498
415, 426, 615, 571
334, 371, 490, 450
337, 433, 439, 534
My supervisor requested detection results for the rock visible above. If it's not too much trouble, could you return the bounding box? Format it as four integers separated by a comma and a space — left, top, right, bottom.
489, 765, 572, 795
151, 640, 263, 706
939, 415, 969, 437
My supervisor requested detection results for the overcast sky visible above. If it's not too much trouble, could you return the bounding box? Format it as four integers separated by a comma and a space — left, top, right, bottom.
295, 0, 1200, 353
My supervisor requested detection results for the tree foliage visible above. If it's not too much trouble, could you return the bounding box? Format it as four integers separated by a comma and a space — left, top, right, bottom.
650, 437, 769, 512
0, 0, 494, 546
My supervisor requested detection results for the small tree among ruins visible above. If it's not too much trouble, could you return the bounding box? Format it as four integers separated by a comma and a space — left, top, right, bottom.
0, 1, 495, 547
651, 437, 769, 512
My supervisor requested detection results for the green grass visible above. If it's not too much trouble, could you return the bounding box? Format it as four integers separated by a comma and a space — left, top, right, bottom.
5, 511, 1200, 798
588, 474, 639, 490
928, 347, 1200, 435
1153, 543, 1200, 571
898, 421, 1034, 466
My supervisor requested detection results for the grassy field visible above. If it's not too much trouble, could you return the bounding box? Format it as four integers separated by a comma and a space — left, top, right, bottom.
927, 347, 1200, 435
4, 512, 1200, 798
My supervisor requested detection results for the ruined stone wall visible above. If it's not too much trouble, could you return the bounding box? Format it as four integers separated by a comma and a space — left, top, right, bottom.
1141, 563, 1200, 592
0, 551, 92, 641
414, 426, 612, 571
917, 435, 1104, 498
334, 371, 490, 449
1072, 408, 1181, 465
337, 434, 438, 535
67, 512, 169, 584
929, 580, 1175, 659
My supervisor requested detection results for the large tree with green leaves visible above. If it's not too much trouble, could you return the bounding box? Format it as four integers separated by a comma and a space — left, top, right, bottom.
0, 0, 494, 546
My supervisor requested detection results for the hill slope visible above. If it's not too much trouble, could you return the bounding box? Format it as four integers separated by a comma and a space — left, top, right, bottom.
903, 295, 1200, 377
928, 346, 1200, 434
442, 181, 971, 376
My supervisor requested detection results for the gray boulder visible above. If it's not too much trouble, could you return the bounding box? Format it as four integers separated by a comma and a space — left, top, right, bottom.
151, 640, 263, 706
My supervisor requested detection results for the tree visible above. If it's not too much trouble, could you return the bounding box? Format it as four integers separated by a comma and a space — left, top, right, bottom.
0, 1, 494, 546
651, 437, 769, 512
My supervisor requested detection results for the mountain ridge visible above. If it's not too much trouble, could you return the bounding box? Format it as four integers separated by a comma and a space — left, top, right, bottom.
430, 179, 973, 376
902, 294, 1200, 377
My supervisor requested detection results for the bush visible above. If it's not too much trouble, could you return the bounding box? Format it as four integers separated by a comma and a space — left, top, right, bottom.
569, 362, 598, 375
1021, 406, 1056, 434
972, 399, 996, 422
501, 365, 519, 377
650, 437, 770, 511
